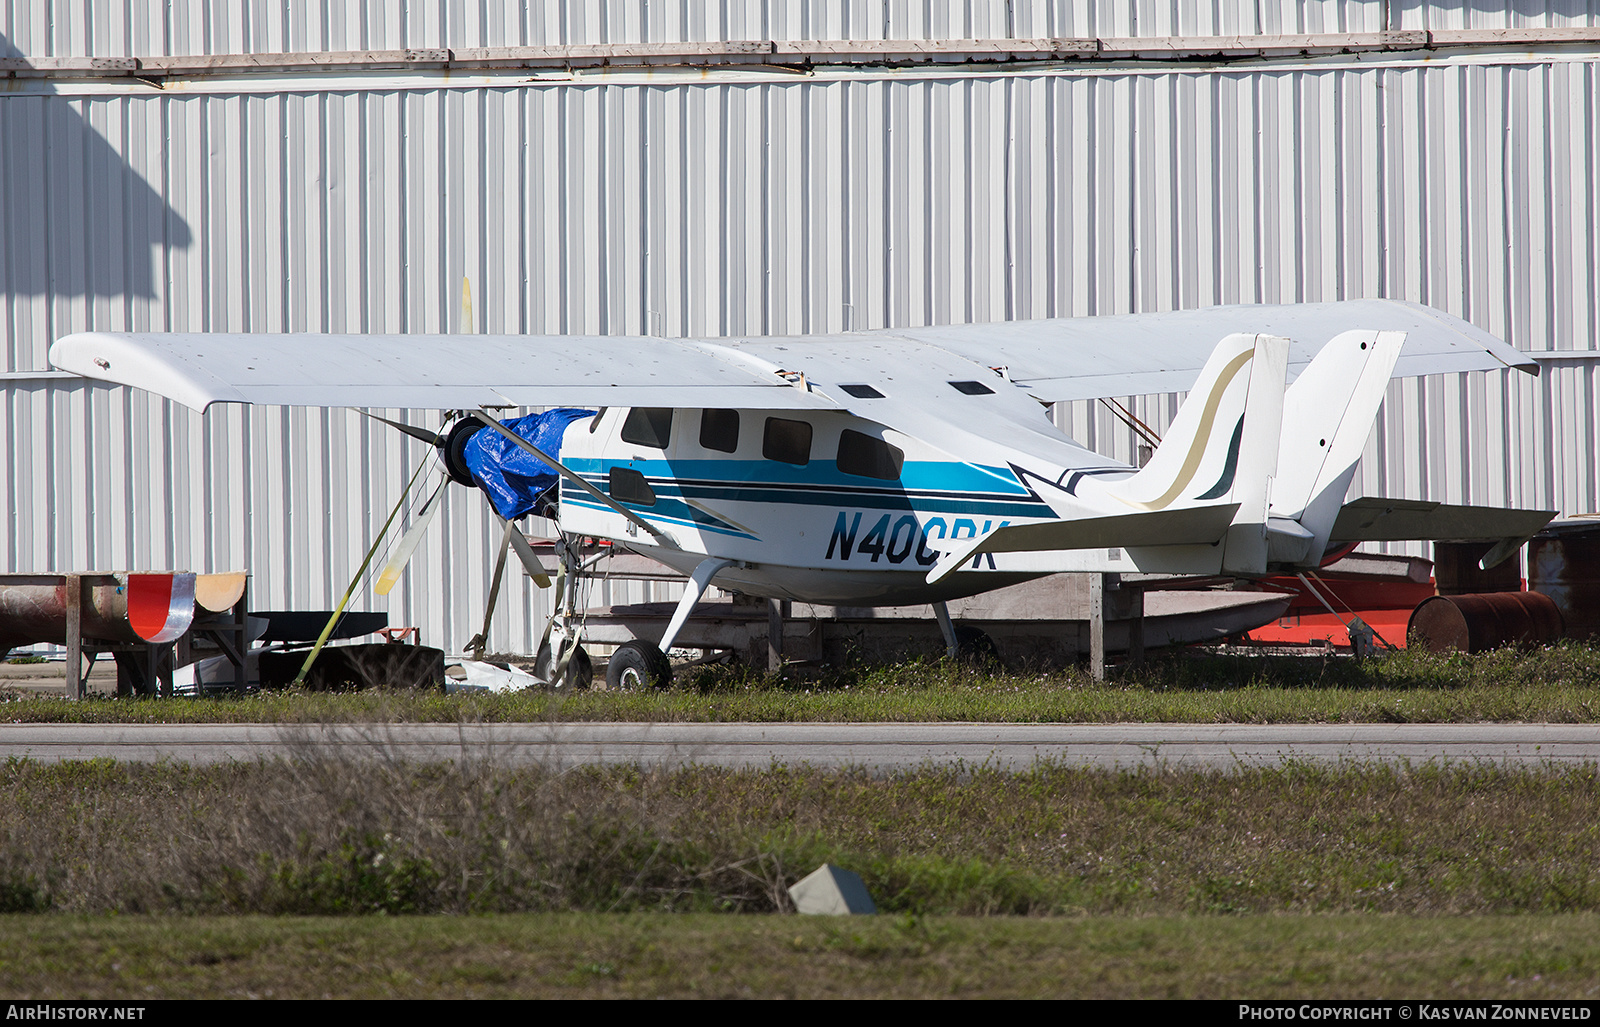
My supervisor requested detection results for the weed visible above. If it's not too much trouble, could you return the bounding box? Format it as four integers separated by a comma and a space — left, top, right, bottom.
263, 833, 443, 915
0, 869, 51, 912
0, 758, 1597, 917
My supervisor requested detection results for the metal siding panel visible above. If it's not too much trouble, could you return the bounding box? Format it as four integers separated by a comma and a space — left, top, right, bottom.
980, 78, 1009, 322
1014, 76, 1047, 321
4, 102, 46, 369
927, 79, 956, 326
852, 79, 885, 330
1553, 62, 1596, 352
1062, 79, 1091, 316
1221, 72, 1258, 305
726, 84, 750, 335
770, 84, 802, 334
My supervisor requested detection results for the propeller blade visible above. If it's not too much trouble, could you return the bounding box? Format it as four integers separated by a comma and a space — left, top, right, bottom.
504, 521, 553, 589
359, 409, 445, 447
375, 477, 448, 596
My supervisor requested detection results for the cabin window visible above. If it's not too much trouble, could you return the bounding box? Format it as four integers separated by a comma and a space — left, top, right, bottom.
836, 429, 904, 481
762, 417, 812, 466
620, 407, 673, 449
699, 409, 740, 453
839, 384, 884, 399
608, 466, 656, 506
949, 380, 994, 395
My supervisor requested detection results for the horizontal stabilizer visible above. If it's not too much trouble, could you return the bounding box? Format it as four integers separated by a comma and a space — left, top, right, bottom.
926, 503, 1238, 584
1329, 498, 1555, 545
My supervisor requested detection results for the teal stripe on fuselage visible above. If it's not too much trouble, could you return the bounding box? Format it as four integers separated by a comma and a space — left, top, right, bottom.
664, 481, 1048, 518
563, 457, 1035, 497
563, 457, 1054, 521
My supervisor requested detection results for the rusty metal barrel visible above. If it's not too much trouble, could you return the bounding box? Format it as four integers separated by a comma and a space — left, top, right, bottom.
0, 574, 141, 646
1408, 592, 1565, 654
1529, 521, 1600, 640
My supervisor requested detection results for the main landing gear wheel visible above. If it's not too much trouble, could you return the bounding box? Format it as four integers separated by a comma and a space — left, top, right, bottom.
953, 626, 1003, 671
606, 640, 673, 691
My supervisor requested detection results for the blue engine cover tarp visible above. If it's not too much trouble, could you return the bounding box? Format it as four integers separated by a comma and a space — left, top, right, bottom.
461, 408, 595, 520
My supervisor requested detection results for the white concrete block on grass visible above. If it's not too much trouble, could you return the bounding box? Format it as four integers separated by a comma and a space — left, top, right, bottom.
788, 863, 876, 915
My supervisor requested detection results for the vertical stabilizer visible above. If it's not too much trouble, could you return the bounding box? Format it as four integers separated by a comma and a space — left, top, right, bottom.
1098, 333, 1288, 576
1217, 335, 1289, 575
1267, 330, 1405, 565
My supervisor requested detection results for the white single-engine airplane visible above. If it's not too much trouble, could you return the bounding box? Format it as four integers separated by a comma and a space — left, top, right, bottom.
51, 300, 1554, 688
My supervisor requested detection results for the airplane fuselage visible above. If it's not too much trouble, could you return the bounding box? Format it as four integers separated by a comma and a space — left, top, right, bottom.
557, 404, 1133, 604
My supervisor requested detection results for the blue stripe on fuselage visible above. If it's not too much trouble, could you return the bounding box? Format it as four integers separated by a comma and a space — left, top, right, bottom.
563, 457, 1054, 520
565, 457, 1034, 495
562, 494, 761, 539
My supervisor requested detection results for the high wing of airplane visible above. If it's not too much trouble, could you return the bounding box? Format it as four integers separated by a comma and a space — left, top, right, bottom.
50, 300, 1554, 688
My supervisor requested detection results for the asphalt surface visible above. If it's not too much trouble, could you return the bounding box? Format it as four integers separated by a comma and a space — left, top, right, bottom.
2, 721, 1599, 771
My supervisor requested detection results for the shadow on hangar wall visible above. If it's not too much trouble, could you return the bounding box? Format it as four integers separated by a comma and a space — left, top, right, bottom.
0, 32, 192, 301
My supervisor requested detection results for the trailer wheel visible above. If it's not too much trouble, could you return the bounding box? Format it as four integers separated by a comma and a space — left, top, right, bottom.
606, 640, 673, 690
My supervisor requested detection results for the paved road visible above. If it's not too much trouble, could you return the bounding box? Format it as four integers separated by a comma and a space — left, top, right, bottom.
2, 722, 1599, 771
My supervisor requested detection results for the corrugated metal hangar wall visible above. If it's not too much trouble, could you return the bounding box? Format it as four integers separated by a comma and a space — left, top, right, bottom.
3, 2, 1598, 654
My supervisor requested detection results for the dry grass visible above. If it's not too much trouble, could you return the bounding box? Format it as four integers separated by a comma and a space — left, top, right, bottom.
2, 755, 1600, 918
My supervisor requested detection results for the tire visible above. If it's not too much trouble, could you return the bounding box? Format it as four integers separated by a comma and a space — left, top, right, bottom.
536, 639, 594, 689
606, 640, 673, 691
953, 626, 1003, 671
563, 644, 594, 690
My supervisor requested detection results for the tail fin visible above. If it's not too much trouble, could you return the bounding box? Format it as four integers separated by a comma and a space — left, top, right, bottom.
1097, 332, 1288, 574
1265, 330, 1404, 565
926, 332, 1289, 584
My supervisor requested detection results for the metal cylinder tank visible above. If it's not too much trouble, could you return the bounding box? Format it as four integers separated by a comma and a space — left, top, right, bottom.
1408, 592, 1565, 654
0, 574, 140, 647
1529, 520, 1600, 641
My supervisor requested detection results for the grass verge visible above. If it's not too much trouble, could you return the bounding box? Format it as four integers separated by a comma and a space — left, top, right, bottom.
1, 642, 1598, 724
2, 913, 1598, 999
4, 759, 1600, 918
